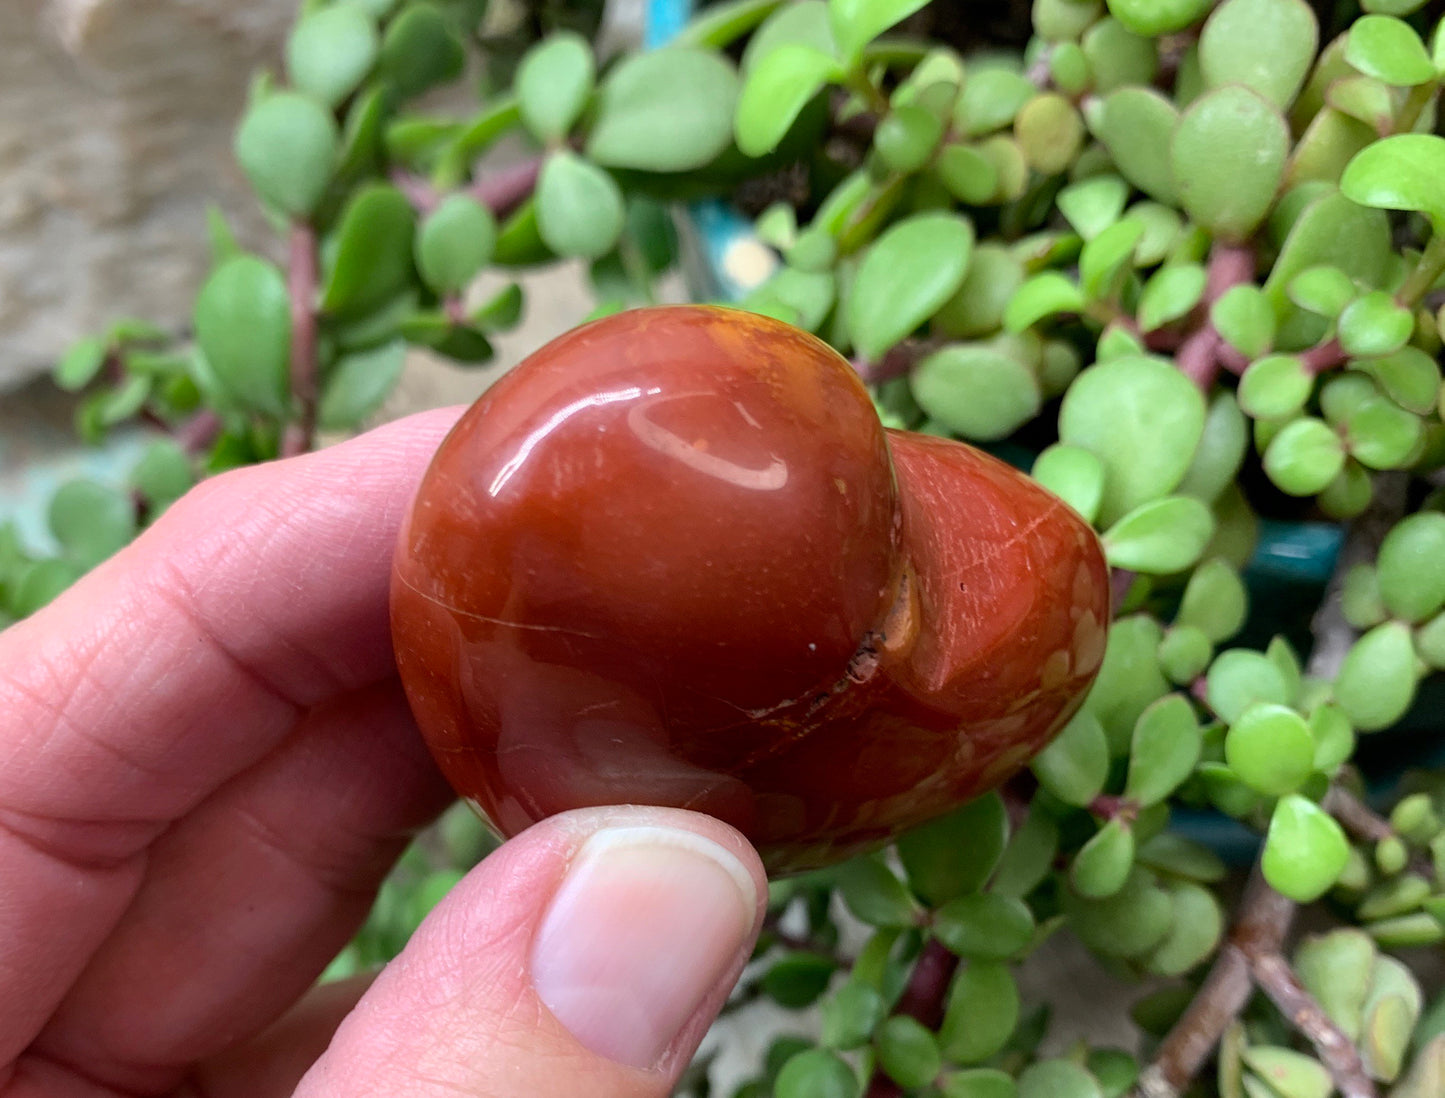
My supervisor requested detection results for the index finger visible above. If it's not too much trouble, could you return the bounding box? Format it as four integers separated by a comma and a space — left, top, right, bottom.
0, 406, 461, 1066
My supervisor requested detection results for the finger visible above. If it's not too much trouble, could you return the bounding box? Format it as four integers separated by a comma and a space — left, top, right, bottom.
287, 806, 765, 1098
0, 408, 461, 1067
30, 681, 451, 1096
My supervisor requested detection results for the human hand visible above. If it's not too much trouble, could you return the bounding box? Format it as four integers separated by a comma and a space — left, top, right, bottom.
0, 408, 766, 1097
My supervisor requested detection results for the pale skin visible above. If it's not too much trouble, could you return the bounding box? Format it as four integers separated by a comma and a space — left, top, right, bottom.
0, 408, 767, 1097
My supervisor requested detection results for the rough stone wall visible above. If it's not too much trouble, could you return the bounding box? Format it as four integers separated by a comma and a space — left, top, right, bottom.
0, 0, 291, 390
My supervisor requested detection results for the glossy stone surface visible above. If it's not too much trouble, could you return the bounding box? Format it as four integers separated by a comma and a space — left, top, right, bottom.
392, 305, 1109, 874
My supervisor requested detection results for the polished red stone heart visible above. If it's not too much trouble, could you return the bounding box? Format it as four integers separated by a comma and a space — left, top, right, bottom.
391, 305, 1109, 873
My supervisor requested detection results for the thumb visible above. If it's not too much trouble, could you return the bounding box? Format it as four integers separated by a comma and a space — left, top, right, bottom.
294, 806, 766, 1098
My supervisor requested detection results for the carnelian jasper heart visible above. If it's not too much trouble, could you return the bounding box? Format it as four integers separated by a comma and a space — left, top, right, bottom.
391, 305, 1108, 874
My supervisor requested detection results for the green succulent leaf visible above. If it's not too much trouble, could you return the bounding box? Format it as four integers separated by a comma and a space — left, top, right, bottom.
1295, 928, 1376, 1041
934, 893, 1035, 960
847, 212, 973, 361
1158, 624, 1213, 684
1018, 1060, 1103, 1098
1343, 394, 1424, 469
1263, 794, 1351, 902
1003, 272, 1086, 331
1125, 693, 1203, 805
940, 1069, 1018, 1098
954, 69, 1036, 137
318, 340, 406, 430
940, 961, 1019, 1064
1238, 354, 1312, 419
876, 104, 945, 173
1224, 702, 1315, 795
320, 183, 417, 318
415, 194, 496, 295
1211, 284, 1275, 358
1097, 89, 1180, 204
586, 48, 740, 171
516, 32, 595, 143
897, 792, 1009, 906
1355, 347, 1441, 413
1263, 417, 1346, 497
775, 1048, 860, 1098
1242, 1047, 1332, 1098
1378, 513, 1445, 621
54, 336, 108, 392
1071, 818, 1136, 900
234, 91, 339, 217
763, 953, 839, 1008
1346, 14, 1437, 86
1342, 134, 1445, 230
934, 245, 1024, 337
1103, 495, 1214, 573
836, 856, 917, 927
820, 981, 886, 1050
1137, 264, 1206, 332
378, 2, 464, 98
1171, 85, 1288, 241
1338, 290, 1413, 357
1288, 265, 1358, 318
1206, 648, 1292, 724
1059, 354, 1206, 524
1198, 0, 1318, 108
48, 480, 137, 569
1032, 709, 1110, 806
828, 0, 930, 67
536, 152, 625, 260
130, 440, 194, 510
1177, 392, 1249, 505
1143, 881, 1223, 976
1082, 17, 1157, 93
286, 5, 379, 107
1104, 0, 1210, 36
1334, 621, 1418, 730
1031, 444, 1105, 524
194, 255, 291, 417
875, 1016, 942, 1090
735, 45, 841, 157
910, 344, 1040, 442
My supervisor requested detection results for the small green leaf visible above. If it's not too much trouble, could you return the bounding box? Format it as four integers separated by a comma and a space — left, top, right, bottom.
234, 92, 338, 217
1104, 0, 1210, 36
1263, 794, 1350, 901
54, 337, 108, 392
775, 1049, 860, 1098
1143, 881, 1223, 975
828, 0, 930, 66
1199, 0, 1318, 108
1295, 928, 1376, 1041
1104, 495, 1215, 573
1098, 88, 1180, 204
320, 183, 417, 318
1158, 624, 1213, 684
934, 244, 1023, 337
1014, 93, 1084, 175
735, 45, 841, 158
1125, 694, 1202, 805
875, 104, 945, 173
378, 2, 464, 98
1211, 285, 1275, 358
194, 255, 291, 416
1355, 346, 1441, 413
11, 559, 84, 616
934, 143, 1000, 205
940, 961, 1019, 1064
1078, 216, 1145, 301
414, 194, 496, 296
1288, 265, 1357, 318
534, 152, 624, 260
48, 480, 136, 568
1030, 444, 1105, 524
1242, 1047, 1332, 1098
1177, 392, 1249, 505
1334, 621, 1418, 730
286, 5, 379, 107
991, 804, 1060, 899
1238, 354, 1313, 419
847, 212, 973, 361
318, 340, 406, 430
1033, 709, 1110, 806
1342, 134, 1445, 230
1059, 355, 1205, 524
129, 440, 193, 512
1072, 818, 1136, 900
1225, 702, 1315, 795
1378, 513, 1445, 622
763, 953, 839, 1008
1206, 648, 1292, 724
1347, 14, 1437, 86
897, 792, 1008, 905
1082, 17, 1158, 94
1343, 394, 1424, 469
1177, 560, 1248, 644
1018, 1060, 1103, 1098
1339, 290, 1413, 357
1263, 417, 1346, 497
516, 32, 595, 143
1065, 866, 1173, 958
875, 1016, 941, 1090
1137, 263, 1206, 332
586, 48, 740, 172
820, 980, 885, 1050
954, 68, 1036, 137
910, 345, 1040, 442
1003, 272, 1086, 331
934, 893, 1035, 960
742, 0, 836, 71
836, 856, 917, 927
1172, 86, 1288, 241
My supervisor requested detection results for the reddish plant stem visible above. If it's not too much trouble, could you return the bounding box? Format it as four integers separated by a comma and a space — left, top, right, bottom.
175, 409, 223, 456
863, 938, 959, 1098
1250, 951, 1378, 1098
1174, 242, 1256, 392
1323, 785, 1393, 843
1134, 868, 1294, 1098
852, 339, 939, 386
1299, 337, 1346, 375
281, 222, 319, 459
1087, 794, 1139, 823
468, 155, 544, 219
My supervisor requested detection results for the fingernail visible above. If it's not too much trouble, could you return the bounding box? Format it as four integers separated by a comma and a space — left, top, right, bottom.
531, 825, 758, 1069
